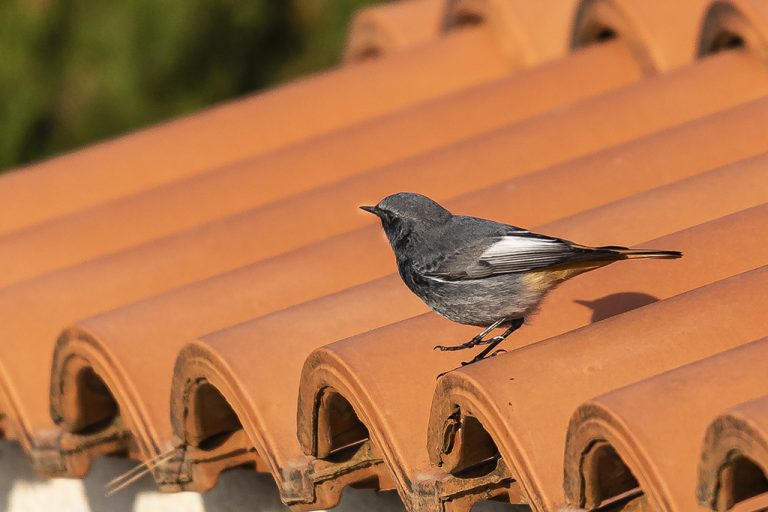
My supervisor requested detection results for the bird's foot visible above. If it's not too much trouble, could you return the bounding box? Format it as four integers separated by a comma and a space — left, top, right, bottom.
460, 347, 507, 367
434, 319, 507, 352
433, 335, 504, 352
436, 318, 524, 377
437, 348, 508, 378
434, 344, 462, 352
434, 338, 479, 352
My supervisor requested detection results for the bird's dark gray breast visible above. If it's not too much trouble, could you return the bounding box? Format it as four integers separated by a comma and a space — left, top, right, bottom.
393, 218, 540, 326
398, 261, 536, 326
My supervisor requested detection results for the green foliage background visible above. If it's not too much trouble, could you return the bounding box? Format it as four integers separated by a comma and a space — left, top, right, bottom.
0, 0, 382, 172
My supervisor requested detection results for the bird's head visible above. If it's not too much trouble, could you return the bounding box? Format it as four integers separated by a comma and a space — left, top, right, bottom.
360, 192, 451, 247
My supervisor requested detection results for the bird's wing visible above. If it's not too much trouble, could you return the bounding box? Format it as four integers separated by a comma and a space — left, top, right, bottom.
425, 230, 578, 280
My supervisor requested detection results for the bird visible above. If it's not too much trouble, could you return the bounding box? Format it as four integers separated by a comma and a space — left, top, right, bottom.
360, 192, 682, 368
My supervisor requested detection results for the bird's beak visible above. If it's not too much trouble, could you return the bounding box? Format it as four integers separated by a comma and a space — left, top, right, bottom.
360, 205, 380, 216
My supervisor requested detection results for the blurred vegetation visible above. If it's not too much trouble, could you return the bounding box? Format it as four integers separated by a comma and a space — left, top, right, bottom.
0, 0, 383, 172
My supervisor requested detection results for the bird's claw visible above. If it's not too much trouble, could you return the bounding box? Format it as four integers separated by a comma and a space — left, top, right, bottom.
433, 341, 476, 351
439, 348, 509, 378
434, 334, 492, 352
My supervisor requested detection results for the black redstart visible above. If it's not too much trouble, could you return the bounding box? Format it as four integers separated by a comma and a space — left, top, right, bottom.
361, 192, 682, 367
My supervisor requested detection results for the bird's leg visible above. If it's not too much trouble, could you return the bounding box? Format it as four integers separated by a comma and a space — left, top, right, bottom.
460, 318, 524, 367
434, 321, 520, 379
433, 318, 505, 352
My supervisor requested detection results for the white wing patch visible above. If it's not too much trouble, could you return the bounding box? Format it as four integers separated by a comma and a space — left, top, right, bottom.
481, 236, 562, 258
470, 235, 571, 276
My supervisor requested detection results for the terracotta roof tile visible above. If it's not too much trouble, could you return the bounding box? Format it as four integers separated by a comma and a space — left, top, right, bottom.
571, 0, 713, 72
561, 338, 768, 511
291, 205, 766, 510
427, 266, 768, 510
0, 22, 514, 237
6, 36, 763, 472
33, 113, 768, 485
3, 86, 767, 480
0, 39, 643, 289
445, 0, 580, 65
168, 278, 426, 506
507, 205, 768, 353
698, 394, 768, 511
1, 0, 768, 509
529, 152, 768, 245
344, 0, 446, 62
699, 0, 768, 61
445, 97, 768, 226
730, 494, 768, 512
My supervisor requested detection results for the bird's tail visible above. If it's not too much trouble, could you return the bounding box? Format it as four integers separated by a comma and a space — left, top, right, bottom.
541, 244, 681, 279
590, 245, 682, 260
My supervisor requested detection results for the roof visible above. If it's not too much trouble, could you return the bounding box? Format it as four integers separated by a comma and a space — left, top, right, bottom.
1, 0, 768, 511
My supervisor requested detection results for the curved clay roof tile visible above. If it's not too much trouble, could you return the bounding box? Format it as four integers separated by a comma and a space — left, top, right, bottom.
0, 4, 767, 508
169, 277, 424, 506
572, 0, 713, 73
428, 265, 768, 511
2, 90, 766, 476
1, 45, 764, 291
698, 0, 768, 64
445, 0, 580, 66
698, 394, 768, 511
42, 151, 768, 486
293, 205, 768, 510
344, 0, 447, 62
0, 22, 513, 236
42, 157, 767, 494
563, 338, 768, 511
0, 39, 643, 289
